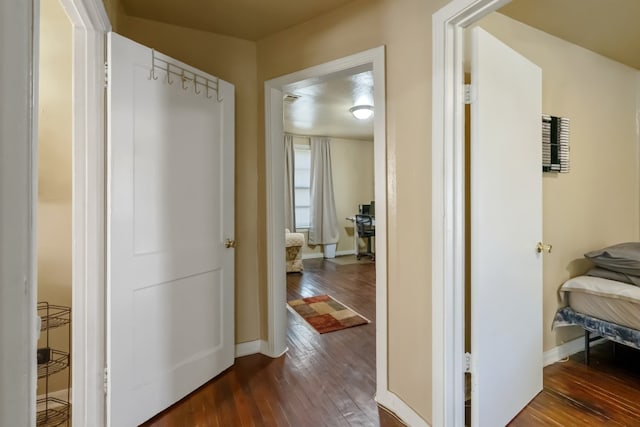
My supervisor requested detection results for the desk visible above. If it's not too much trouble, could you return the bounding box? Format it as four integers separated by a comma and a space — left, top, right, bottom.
346, 215, 375, 255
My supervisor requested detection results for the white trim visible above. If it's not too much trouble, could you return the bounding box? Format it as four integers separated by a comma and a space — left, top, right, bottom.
376, 390, 429, 427
302, 253, 325, 260
302, 249, 357, 259
57, 1, 110, 426
431, 1, 511, 426
235, 340, 269, 358
264, 46, 388, 398
0, 1, 38, 425
335, 249, 356, 257
543, 336, 607, 367
264, 85, 289, 359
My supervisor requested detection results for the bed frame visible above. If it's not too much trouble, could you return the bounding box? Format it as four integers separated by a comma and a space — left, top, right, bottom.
554, 306, 640, 364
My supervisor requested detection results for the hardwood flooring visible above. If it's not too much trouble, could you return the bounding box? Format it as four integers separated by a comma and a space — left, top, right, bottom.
141, 257, 405, 427
509, 341, 640, 426
141, 257, 640, 426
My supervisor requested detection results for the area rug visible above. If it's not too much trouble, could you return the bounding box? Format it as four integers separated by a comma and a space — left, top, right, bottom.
287, 294, 370, 334
326, 255, 374, 265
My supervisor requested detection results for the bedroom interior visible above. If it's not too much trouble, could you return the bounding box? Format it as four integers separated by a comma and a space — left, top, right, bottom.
463, 2, 640, 424
282, 69, 377, 335
283, 69, 375, 262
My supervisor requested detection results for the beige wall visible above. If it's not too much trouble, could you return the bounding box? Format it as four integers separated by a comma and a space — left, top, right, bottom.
257, 0, 446, 420
107, 0, 449, 422
295, 136, 374, 258
38, 0, 72, 393
117, 15, 261, 344
478, 13, 640, 351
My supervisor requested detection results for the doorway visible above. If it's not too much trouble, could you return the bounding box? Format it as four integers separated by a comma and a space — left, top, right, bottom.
282, 67, 377, 393
432, 0, 533, 425
36, 0, 73, 423
264, 46, 390, 401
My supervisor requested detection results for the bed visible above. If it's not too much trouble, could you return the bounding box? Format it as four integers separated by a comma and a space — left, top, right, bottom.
553, 275, 640, 364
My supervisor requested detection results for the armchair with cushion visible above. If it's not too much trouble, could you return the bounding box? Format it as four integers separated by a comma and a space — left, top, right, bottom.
285, 228, 305, 273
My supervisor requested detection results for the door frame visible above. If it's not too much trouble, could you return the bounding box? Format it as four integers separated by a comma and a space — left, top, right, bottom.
57, 0, 110, 426
431, 0, 512, 425
264, 47, 389, 400
0, 1, 38, 425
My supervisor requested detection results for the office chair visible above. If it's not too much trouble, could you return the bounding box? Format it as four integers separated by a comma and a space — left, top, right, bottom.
355, 214, 375, 261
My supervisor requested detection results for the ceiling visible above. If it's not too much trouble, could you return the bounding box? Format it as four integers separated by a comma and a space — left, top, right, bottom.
284, 70, 375, 140
119, 0, 356, 41
117, 0, 640, 141
499, 0, 640, 70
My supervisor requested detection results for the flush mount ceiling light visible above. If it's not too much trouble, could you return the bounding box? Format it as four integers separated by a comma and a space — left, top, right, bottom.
349, 105, 374, 120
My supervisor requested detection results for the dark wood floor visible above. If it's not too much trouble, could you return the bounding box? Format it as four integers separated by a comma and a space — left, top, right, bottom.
142, 257, 405, 427
509, 341, 640, 426
142, 258, 640, 426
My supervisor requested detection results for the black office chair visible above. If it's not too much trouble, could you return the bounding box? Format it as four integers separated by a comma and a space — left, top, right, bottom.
355, 214, 375, 261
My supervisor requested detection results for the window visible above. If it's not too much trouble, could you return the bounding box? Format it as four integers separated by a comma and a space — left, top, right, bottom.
294, 143, 311, 229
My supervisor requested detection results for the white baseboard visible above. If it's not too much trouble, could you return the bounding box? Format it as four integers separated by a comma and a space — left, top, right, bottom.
375, 390, 429, 427
543, 335, 607, 367
336, 249, 356, 256
302, 250, 356, 260
235, 340, 288, 359
260, 341, 288, 358
235, 340, 263, 358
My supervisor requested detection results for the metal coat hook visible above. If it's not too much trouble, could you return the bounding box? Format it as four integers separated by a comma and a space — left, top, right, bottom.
166, 63, 174, 85
149, 50, 158, 80
149, 52, 221, 101
181, 70, 189, 90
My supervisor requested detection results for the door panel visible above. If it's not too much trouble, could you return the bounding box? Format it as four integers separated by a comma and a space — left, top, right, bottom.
470, 27, 543, 427
108, 32, 235, 426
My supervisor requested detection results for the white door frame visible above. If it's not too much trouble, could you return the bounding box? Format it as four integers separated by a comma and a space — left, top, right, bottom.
431, 0, 512, 426
57, 0, 110, 426
0, 1, 38, 425
5, 0, 108, 425
264, 47, 389, 399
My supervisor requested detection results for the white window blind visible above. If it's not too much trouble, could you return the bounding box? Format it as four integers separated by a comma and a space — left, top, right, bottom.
294, 144, 311, 229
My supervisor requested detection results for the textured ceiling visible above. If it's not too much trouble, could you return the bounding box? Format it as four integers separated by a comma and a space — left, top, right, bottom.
499, 0, 640, 70
284, 70, 374, 140
119, 0, 356, 41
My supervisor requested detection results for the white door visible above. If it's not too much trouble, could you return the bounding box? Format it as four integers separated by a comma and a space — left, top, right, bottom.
107, 33, 235, 426
470, 27, 543, 426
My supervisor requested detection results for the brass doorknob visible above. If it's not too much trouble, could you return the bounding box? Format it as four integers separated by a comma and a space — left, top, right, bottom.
225, 239, 236, 248
536, 242, 552, 253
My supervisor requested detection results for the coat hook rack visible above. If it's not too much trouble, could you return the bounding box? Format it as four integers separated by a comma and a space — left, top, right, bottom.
148, 48, 222, 101
148, 50, 158, 80
181, 70, 189, 90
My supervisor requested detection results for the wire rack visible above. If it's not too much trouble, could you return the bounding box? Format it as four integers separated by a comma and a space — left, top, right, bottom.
38, 303, 71, 331
36, 397, 70, 427
37, 302, 71, 426
37, 349, 70, 379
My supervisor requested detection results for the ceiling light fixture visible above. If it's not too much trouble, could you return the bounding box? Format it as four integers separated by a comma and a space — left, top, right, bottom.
349, 105, 374, 120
